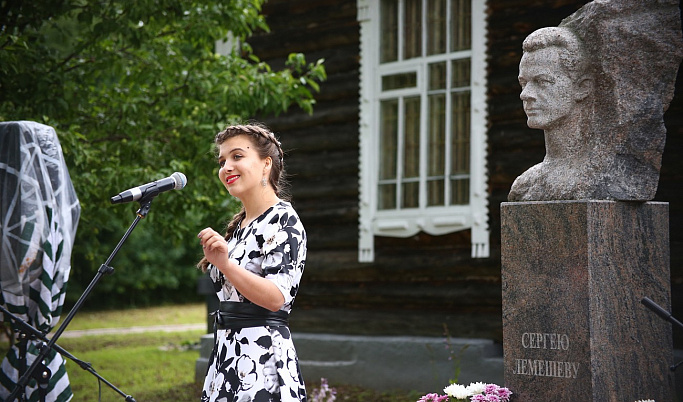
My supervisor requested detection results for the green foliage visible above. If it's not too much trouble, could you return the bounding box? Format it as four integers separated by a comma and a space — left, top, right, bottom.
0, 0, 326, 308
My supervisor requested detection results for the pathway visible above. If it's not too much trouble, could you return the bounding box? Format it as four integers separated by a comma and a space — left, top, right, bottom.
59, 323, 206, 338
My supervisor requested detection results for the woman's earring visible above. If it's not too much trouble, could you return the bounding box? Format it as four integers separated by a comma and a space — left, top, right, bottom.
261, 177, 267, 187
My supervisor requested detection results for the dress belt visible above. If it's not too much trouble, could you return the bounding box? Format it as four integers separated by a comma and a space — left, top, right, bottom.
212, 301, 289, 332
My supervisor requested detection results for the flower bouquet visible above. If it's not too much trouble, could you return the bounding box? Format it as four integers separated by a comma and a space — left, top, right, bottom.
417, 382, 512, 402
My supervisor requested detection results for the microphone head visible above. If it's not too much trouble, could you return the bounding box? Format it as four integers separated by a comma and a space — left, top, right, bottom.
171, 172, 187, 190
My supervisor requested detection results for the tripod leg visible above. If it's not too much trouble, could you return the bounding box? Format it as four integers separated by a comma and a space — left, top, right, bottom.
17, 332, 28, 401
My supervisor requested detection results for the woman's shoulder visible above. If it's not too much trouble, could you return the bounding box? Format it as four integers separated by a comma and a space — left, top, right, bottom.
269, 201, 304, 227
270, 200, 296, 215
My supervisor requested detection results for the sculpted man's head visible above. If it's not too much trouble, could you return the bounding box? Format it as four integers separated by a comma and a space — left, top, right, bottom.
509, 2, 682, 202
518, 27, 594, 132
509, 26, 599, 202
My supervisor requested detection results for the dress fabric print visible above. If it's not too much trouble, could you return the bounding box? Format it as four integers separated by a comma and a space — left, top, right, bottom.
202, 201, 307, 402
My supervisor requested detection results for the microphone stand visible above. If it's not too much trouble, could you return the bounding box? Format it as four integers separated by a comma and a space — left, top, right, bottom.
641, 296, 683, 371
5, 197, 156, 402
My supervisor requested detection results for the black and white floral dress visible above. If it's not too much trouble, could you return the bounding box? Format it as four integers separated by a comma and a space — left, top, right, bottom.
201, 201, 307, 402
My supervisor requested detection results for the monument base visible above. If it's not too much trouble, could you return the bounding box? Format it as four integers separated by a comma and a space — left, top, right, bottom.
501, 201, 674, 401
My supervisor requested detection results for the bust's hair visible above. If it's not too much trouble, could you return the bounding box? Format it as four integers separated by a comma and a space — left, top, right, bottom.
196, 122, 291, 272
523, 27, 590, 82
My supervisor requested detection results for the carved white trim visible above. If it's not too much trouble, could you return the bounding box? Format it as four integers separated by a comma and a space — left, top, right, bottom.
358, 0, 376, 262
470, 0, 490, 258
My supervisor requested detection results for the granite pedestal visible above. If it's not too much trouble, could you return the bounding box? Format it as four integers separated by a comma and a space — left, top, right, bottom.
501, 201, 674, 401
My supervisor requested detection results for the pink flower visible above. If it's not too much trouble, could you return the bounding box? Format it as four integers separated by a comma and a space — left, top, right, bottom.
484, 384, 499, 394
417, 393, 449, 402
423, 382, 511, 402
483, 384, 512, 401
472, 395, 498, 402
495, 387, 512, 400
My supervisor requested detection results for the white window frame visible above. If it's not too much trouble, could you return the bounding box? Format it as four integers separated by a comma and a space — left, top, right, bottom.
357, 0, 489, 262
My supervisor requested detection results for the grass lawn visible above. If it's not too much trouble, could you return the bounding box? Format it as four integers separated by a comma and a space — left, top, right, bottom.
0, 304, 422, 401
60, 303, 208, 331
60, 331, 204, 401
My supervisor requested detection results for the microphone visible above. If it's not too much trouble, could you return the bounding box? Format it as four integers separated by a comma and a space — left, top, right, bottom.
110, 172, 187, 204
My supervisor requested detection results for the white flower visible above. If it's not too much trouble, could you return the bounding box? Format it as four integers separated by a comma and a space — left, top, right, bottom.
263, 354, 280, 394
245, 259, 263, 275
262, 225, 288, 254
634, 400, 655, 402
466, 382, 486, 394
235, 355, 257, 390
444, 383, 471, 399
264, 251, 285, 270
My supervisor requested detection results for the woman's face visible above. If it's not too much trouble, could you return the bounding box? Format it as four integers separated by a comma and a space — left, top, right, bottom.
217, 135, 269, 201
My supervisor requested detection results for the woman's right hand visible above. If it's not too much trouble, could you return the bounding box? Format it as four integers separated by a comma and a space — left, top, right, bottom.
197, 228, 230, 269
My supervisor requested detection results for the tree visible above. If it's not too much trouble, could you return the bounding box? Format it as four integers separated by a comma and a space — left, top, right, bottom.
0, 0, 326, 307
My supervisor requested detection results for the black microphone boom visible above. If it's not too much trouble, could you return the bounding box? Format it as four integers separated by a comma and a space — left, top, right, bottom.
110, 172, 187, 204
641, 297, 683, 330
641, 297, 683, 372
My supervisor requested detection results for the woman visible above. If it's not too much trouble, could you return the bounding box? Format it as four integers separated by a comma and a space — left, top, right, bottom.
197, 123, 307, 402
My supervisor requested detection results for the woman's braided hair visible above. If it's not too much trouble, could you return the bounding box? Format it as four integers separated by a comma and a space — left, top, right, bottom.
196, 122, 290, 272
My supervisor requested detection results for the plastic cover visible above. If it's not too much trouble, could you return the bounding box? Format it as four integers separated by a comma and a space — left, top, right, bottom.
0, 121, 80, 401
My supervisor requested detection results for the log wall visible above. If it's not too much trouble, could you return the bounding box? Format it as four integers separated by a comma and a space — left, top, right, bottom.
247, 0, 683, 345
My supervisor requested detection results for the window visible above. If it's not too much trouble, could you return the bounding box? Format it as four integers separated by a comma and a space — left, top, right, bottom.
358, 0, 489, 262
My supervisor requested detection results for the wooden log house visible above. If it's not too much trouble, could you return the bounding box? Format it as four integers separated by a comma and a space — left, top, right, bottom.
245, 0, 683, 347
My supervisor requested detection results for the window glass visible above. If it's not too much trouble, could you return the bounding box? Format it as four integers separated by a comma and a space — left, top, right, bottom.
382, 72, 417, 91
427, 0, 447, 55
379, 99, 398, 210
402, 97, 421, 208
380, 0, 398, 63
450, 0, 471, 52
428, 62, 447, 90
427, 93, 446, 206
404, 0, 422, 59
403, 97, 421, 179
451, 91, 470, 205
402, 181, 420, 208
452, 58, 471, 88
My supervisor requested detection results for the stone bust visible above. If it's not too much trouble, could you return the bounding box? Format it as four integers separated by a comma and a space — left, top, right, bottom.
508, 27, 600, 201
508, 0, 683, 202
